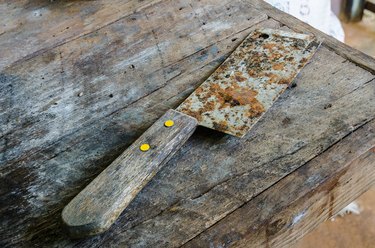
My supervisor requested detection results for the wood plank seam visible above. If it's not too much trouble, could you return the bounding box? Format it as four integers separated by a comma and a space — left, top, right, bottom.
178, 120, 375, 247
181, 113, 375, 204
0, 9, 265, 151
1, 81, 167, 167
334, 77, 375, 101
182, 120, 375, 247
2, 3, 374, 246
2, 30, 374, 246
147, 18, 269, 78
126, 116, 375, 243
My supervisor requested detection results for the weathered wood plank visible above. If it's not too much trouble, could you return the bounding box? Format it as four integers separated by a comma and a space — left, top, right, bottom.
184, 120, 375, 248
0, 0, 162, 70
250, 0, 375, 74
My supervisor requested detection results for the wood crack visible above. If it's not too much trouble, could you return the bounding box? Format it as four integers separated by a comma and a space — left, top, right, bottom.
2, 83, 166, 167
121, 118, 371, 240
1, 18, 270, 165
340, 78, 374, 99
178, 116, 374, 247
2, 2, 375, 246
145, 12, 167, 82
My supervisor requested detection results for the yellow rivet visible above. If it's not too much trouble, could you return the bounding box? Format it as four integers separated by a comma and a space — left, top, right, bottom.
140, 143, 150, 152
164, 120, 174, 127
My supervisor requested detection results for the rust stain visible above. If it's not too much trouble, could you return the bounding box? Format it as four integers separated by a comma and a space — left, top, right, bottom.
234, 72, 247, 82
263, 43, 277, 50
213, 121, 230, 132
176, 28, 319, 137
272, 63, 284, 70
209, 82, 264, 116
265, 73, 278, 84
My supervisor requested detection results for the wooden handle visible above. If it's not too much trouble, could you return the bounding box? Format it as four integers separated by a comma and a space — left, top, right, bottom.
62, 109, 197, 237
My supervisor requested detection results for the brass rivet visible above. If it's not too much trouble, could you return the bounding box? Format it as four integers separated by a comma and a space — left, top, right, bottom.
164, 120, 174, 127
140, 143, 150, 152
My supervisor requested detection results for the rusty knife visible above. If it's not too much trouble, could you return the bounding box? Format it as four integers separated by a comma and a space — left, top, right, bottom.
62, 28, 320, 237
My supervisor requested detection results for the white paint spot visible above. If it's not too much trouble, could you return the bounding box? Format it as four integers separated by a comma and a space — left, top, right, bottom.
291, 210, 306, 226
28, 7, 49, 20
203, 21, 231, 33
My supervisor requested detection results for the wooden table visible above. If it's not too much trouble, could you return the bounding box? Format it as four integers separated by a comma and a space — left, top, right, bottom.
1, 0, 374, 247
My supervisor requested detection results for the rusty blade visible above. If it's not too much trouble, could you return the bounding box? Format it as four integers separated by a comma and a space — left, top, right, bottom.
176, 28, 320, 137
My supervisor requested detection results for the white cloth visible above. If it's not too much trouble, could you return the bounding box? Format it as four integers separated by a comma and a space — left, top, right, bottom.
265, 0, 345, 41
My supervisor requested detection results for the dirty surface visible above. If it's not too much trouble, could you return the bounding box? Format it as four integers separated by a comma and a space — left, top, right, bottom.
177, 28, 319, 137
296, 11, 375, 248
1, 0, 374, 247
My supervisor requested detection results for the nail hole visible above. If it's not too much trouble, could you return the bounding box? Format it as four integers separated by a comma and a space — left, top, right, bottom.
259, 33, 269, 39
323, 103, 332, 109
109, 94, 114, 98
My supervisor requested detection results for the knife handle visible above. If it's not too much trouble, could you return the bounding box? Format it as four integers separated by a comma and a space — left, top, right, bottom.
62, 109, 197, 237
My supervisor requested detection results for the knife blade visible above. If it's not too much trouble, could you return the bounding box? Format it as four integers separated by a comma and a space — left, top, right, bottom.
62, 28, 320, 237
177, 28, 319, 137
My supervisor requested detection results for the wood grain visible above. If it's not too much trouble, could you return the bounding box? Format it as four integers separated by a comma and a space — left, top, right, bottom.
62, 109, 197, 237
84, 50, 374, 248
1, 0, 374, 247
0, 2, 270, 245
251, 0, 375, 74
0, 0, 267, 166
184, 120, 375, 247
0, 0, 163, 70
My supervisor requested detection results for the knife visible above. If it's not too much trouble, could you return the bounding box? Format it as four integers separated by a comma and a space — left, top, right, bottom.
62, 28, 320, 237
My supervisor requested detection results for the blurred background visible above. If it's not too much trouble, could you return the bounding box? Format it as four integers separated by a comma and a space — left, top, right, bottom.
296, 2, 375, 247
